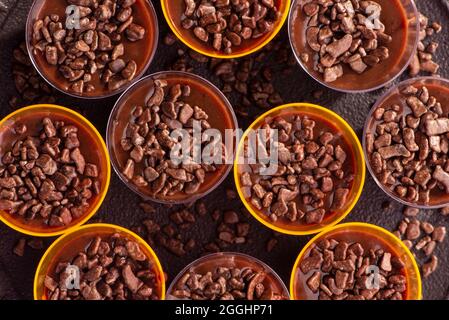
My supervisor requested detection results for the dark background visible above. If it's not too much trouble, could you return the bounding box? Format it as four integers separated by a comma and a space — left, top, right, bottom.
0, 0, 448, 300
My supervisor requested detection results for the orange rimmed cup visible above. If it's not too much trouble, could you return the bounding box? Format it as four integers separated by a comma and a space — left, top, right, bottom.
0, 104, 111, 237
34, 223, 166, 300
234, 103, 365, 235
290, 222, 422, 300
161, 0, 291, 59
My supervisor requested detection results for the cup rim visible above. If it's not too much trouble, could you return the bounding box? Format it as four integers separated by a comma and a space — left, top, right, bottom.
160, 0, 292, 59
0, 104, 111, 237
106, 70, 239, 205
33, 223, 166, 300
362, 76, 449, 209
166, 251, 290, 299
287, 0, 420, 94
25, 0, 159, 100
234, 102, 366, 236
289, 222, 422, 300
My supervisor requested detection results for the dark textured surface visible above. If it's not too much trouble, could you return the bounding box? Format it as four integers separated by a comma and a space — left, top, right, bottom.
0, 0, 448, 300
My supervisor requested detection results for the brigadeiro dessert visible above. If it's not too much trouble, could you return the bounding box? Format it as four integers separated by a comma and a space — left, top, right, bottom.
364, 77, 449, 208
107, 71, 238, 203
35, 224, 165, 300
289, 0, 419, 92
27, 0, 158, 98
161, 0, 291, 57
167, 252, 289, 300
0, 105, 110, 236
291, 223, 422, 300
235, 104, 365, 235
296, 232, 406, 300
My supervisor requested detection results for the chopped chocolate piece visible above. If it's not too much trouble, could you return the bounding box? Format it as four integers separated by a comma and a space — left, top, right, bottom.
422, 255, 438, 278
13, 238, 26, 257
406, 220, 421, 240
306, 271, 321, 293
432, 226, 446, 243
403, 207, 419, 217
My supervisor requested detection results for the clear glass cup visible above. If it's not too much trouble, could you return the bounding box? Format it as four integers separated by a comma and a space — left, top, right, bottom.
25, 0, 159, 99
234, 103, 366, 235
288, 0, 419, 93
290, 222, 422, 300
107, 71, 238, 204
0, 104, 111, 237
363, 76, 449, 208
166, 252, 290, 300
33, 223, 166, 300
161, 0, 292, 59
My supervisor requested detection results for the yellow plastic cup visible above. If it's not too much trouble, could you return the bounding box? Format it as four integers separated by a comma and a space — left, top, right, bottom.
234, 103, 365, 236
34, 223, 166, 300
0, 104, 111, 237
290, 222, 422, 300
161, 0, 292, 59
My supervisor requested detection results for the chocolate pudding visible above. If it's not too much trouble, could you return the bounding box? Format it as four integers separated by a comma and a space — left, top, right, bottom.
163, 0, 287, 56
237, 111, 357, 229
365, 79, 449, 207
289, 0, 416, 91
28, 0, 158, 97
168, 253, 289, 300
0, 107, 108, 234
108, 72, 237, 203
293, 231, 408, 300
43, 230, 164, 300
